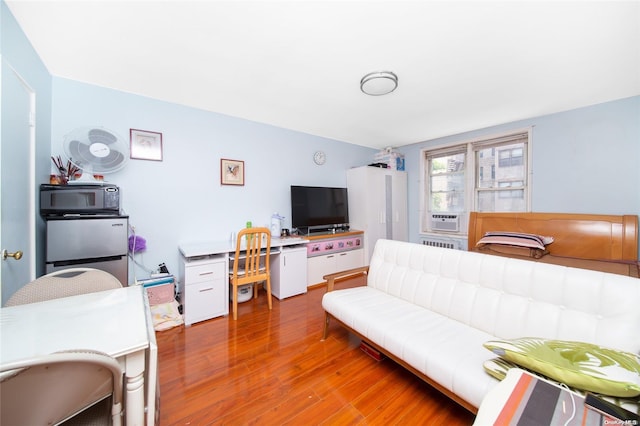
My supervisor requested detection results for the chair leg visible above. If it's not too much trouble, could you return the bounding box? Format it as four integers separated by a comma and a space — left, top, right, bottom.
232, 283, 238, 321
265, 276, 272, 310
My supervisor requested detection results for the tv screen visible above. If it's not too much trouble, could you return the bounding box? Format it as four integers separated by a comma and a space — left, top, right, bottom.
291, 186, 349, 231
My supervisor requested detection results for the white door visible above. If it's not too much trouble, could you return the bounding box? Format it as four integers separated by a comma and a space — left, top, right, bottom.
1, 61, 36, 305
391, 170, 408, 241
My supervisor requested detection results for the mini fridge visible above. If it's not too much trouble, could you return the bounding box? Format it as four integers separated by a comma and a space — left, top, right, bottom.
44, 214, 129, 285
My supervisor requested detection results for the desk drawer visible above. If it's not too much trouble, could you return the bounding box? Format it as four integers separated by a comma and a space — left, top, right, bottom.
183, 279, 227, 324
184, 261, 225, 285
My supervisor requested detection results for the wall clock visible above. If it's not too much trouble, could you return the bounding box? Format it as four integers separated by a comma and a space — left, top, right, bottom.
313, 150, 326, 165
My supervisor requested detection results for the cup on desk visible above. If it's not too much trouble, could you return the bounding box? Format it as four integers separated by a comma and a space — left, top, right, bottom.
281, 228, 290, 237
230, 232, 237, 243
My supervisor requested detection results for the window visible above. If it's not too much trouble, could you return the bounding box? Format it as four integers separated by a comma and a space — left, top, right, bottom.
422, 130, 530, 233
428, 150, 465, 213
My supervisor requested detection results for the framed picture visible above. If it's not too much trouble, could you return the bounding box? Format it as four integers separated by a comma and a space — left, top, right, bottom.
221, 158, 245, 186
130, 129, 163, 161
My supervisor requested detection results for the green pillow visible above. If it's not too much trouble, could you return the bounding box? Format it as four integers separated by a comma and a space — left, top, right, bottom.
483, 338, 640, 397
483, 357, 516, 381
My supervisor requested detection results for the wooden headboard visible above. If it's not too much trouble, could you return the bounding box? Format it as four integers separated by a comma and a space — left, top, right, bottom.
468, 212, 639, 266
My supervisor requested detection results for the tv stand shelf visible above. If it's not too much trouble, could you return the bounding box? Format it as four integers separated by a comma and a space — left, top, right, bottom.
305, 230, 364, 240
306, 230, 365, 287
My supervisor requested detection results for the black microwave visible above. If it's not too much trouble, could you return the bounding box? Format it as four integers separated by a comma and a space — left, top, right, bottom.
40, 184, 121, 215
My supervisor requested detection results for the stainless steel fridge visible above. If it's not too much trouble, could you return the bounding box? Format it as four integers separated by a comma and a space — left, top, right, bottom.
44, 214, 129, 285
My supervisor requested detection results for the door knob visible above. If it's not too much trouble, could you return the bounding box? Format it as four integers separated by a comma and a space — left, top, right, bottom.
2, 250, 23, 260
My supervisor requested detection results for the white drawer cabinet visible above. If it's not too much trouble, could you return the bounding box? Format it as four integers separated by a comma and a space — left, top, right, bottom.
307, 248, 364, 286
335, 249, 364, 271
179, 256, 228, 326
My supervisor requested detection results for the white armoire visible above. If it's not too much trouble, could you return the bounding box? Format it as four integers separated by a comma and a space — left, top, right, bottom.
346, 166, 408, 263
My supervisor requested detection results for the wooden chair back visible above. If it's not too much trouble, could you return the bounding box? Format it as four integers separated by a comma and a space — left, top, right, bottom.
232, 227, 271, 284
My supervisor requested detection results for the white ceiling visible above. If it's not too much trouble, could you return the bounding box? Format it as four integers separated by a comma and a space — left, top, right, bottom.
6, 1, 640, 149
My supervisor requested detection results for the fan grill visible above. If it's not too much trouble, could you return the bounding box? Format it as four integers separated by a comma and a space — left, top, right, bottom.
63, 127, 128, 174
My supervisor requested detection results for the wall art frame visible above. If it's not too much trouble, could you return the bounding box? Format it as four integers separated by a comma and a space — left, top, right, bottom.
221, 158, 245, 186
130, 129, 163, 161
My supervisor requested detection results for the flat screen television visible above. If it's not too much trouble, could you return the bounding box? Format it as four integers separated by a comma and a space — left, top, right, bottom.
291, 185, 349, 233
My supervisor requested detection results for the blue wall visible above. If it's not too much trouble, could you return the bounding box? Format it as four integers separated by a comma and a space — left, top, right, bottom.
51, 78, 376, 281
398, 96, 640, 244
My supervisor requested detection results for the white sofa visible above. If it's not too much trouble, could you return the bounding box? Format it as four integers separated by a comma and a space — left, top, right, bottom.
321, 239, 640, 413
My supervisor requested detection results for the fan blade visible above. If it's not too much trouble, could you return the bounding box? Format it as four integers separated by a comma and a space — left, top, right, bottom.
68, 140, 92, 163
89, 128, 117, 145
94, 150, 125, 171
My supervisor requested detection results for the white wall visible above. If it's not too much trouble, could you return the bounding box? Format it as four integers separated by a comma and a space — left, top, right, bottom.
51, 78, 376, 282
398, 96, 640, 245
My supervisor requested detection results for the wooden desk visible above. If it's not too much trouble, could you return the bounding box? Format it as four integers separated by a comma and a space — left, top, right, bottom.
0, 286, 157, 426
178, 237, 310, 324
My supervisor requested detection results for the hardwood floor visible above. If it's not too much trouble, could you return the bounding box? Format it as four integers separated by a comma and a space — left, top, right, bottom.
156, 277, 477, 425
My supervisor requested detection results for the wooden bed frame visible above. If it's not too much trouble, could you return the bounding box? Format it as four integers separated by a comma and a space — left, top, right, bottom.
467, 212, 639, 277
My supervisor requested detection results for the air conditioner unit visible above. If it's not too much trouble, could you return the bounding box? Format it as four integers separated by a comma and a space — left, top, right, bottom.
430, 214, 460, 232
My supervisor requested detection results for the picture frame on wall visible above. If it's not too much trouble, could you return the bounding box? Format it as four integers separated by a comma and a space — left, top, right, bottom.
130, 129, 163, 161
221, 158, 245, 186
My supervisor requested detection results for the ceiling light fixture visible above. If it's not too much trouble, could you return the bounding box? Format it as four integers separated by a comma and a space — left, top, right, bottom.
360, 71, 398, 96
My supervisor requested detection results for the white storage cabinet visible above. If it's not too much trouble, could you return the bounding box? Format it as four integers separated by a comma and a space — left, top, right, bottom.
347, 166, 408, 263
307, 249, 364, 286
179, 255, 228, 326
306, 232, 365, 286
270, 245, 308, 299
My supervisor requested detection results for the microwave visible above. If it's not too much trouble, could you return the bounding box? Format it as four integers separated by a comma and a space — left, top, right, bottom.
40, 184, 121, 215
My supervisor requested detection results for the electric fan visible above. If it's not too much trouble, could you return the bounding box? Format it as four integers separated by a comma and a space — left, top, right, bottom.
62, 127, 128, 183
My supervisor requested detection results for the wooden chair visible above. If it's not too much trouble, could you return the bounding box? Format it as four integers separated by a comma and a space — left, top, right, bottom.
4, 268, 123, 307
229, 227, 272, 320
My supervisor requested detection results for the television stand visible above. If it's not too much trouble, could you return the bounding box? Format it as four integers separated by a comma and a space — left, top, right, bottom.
303, 225, 350, 236
305, 230, 364, 287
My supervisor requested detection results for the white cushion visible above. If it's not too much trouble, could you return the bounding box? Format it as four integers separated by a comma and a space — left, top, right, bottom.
366, 239, 640, 354
323, 287, 498, 407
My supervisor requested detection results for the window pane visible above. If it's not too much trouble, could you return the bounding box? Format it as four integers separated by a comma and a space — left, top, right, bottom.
431, 190, 465, 212
476, 141, 525, 189
477, 190, 526, 212
429, 152, 465, 213
431, 173, 464, 192
431, 153, 465, 174
498, 180, 523, 188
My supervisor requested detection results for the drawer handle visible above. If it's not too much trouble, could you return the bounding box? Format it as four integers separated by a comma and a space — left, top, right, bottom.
339, 253, 347, 256
199, 287, 214, 292
198, 271, 214, 276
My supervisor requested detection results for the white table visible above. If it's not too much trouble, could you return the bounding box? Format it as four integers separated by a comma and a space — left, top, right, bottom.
0, 286, 157, 426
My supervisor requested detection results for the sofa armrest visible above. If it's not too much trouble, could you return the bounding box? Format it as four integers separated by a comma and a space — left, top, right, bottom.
323, 266, 369, 292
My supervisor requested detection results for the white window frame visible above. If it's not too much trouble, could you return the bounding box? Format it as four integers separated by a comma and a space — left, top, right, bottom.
420, 128, 532, 236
